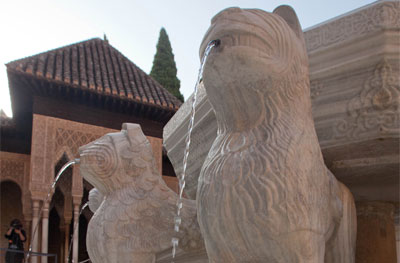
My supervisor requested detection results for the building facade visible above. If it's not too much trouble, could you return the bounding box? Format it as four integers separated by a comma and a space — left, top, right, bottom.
1, 38, 180, 263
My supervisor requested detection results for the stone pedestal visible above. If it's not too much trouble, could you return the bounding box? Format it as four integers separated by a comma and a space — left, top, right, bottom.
356, 202, 397, 263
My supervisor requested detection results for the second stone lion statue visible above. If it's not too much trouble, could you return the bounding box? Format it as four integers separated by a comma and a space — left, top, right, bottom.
79, 123, 204, 263
197, 6, 357, 263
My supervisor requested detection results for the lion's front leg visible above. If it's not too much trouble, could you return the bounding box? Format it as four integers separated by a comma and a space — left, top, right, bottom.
324, 182, 357, 263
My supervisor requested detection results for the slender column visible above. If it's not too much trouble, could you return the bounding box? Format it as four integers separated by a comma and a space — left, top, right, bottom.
72, 204, 80, 263
24, 219, 32, 251
30, 200, 40, 263
41, 201, 50, 263
356, 201, 397, 263
64, 219, 71, 263
59, 223, 65, 263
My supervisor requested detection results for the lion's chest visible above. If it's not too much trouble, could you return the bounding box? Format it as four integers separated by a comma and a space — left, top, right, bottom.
197, 132, 333, 234
198, 134, 284, 216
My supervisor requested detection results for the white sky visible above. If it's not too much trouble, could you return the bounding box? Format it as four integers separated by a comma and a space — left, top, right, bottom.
0, 0, 376, 117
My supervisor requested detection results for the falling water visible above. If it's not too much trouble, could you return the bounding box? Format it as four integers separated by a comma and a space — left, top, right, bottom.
67, 202, 89, 263
171, 39, 220, 260
26, 159, 80, 262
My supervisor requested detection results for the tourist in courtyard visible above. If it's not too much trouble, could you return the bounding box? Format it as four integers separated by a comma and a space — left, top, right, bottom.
4, 219, 26, 263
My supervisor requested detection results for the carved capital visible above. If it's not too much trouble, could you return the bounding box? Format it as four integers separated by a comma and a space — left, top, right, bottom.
41, 201, 50, 219
32, 200, 40, 217
72, 195, 83, 206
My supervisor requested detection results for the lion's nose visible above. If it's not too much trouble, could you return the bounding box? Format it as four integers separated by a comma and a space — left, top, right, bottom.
211, 7, 242, 24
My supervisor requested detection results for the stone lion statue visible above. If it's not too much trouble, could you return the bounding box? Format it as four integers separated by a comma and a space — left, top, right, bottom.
197, 6, 357, 262
79, 123, 204, 263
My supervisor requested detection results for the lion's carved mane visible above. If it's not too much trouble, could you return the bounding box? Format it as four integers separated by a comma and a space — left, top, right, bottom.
197, 6, 356, 263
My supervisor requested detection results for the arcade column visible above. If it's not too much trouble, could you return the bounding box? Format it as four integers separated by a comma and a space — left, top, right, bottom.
72, 201, 81, 263
30, 199, 40, 263
41, 201, 50, 263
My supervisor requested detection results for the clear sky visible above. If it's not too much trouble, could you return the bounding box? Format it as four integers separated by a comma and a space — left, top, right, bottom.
0, 0, 377, 117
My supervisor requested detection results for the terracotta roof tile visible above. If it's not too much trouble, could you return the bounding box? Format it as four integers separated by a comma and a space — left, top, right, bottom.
6, 38, 182, 110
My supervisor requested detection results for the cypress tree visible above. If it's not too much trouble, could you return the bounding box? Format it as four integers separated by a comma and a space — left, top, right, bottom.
150, 28, 184, 102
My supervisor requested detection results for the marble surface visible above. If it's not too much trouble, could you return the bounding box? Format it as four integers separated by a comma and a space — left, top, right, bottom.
196, 6, 356, 262
163, 0, 400, 203
79, 124, 204, 263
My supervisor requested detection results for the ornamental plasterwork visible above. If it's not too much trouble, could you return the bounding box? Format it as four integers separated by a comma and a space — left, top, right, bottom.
0, 153, 29, 188
31, 114, 163, 195
55, 127, 99, 159
332, 60, 399, 141
0, 159, 24, 186
310, 80, 324, 104
0, 152, 31, 217
30, 115, 117, 197
305, 1, 400, 52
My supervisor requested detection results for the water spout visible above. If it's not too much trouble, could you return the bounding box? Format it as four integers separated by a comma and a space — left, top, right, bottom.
67, 202, 90, 263
211, 39, 221, 47
26, 159, 78, 262
171, 39, 219, 261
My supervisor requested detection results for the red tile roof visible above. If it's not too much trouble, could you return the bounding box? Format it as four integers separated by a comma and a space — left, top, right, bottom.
6, 38, 181, 110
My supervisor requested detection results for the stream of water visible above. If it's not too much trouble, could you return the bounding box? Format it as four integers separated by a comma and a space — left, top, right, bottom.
23, 39, 219, 263
171, 39, 220, 260
26, 159, 79, 262
67, 202, 89, 263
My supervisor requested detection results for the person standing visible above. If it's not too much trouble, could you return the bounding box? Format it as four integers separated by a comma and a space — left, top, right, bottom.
4, 219, 26, 263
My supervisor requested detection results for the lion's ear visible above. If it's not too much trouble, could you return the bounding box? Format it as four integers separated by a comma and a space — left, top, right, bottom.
273, 5, 305, 44
122, 123, 146, 144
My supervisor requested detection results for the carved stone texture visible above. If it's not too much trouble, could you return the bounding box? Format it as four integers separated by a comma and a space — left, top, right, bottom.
325, 60, 399, 142
55, 127, 98, 158
290, 0, 400, 203
1, 159, 24, 185
164, 82, 216, 199
0, 151, 31, 218
304, 1, 400, 52
30, 114, 163, 200
198, 6, 356, 262
311, 58, 399, 202
88, 188, 104, 213
310, 80, 323, 101
163, 0, 400, 206
79, 123, 204, 263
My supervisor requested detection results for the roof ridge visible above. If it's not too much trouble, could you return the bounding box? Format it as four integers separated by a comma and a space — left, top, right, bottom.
6, 37, 182, 110
6, 38, 103, 66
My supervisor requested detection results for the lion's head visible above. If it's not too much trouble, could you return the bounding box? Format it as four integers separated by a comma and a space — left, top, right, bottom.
79, 123, 158, 194
199, 6, 310, 132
